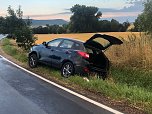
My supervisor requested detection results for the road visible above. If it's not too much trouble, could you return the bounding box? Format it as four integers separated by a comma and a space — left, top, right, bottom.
0, 34, 7, 40
0, 56, 121, 114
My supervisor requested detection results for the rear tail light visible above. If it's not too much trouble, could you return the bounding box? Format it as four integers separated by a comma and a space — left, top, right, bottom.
83, 67, 89, 73
77, 51, 89, 59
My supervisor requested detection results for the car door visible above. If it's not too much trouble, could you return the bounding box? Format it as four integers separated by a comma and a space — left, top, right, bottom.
84, 34, 123, 51
40, 39, 63, 64
50, 39, 75, 68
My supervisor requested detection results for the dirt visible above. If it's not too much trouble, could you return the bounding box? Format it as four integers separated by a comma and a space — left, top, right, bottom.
0, 41, 147, 114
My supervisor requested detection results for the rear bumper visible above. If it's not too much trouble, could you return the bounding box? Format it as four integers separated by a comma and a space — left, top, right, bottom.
74, 64, 108, 76
74, 65, 88, 75
73, 58, 110, 77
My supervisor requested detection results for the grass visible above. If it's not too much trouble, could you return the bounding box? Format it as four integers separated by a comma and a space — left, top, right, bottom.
106, 33, 152, 69
1, 38, 27, 63
66, 74, 152, 113
69, 76, 152, 103
111, 67, 152, 91
1, 36, 152, 113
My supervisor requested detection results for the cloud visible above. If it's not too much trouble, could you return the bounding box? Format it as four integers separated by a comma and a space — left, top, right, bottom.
0, 13, 5, 16
64, 8, 70, 11
56, 12, 71, 15
99, 0, 144, 22
99, 0, 144, 12
0, 10, 6, 17
102, 16, 137, 23
102, 12, 140, 18
24, 12, 71, 21
18, 0, 144, 22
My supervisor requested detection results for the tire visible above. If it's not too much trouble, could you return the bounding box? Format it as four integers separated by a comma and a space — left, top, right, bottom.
28, 54, 38, 68
61, 62, 74, 78
99, 59, 110, 80
98, 72, 108, 80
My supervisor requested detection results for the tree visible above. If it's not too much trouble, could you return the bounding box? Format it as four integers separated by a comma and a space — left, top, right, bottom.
110, 19, 121, 32
99, 20, 111, 32
69, 4, 102, 33
134, 14, 145, 32
2, 6, 37, 50
134, 0, 152, 35
3, 6, 17, 35
121, 21, 130, 32
0, 17, 7, 34
57, 26, 66, 34
15, 26, 37, 50
98, 19, 129, 32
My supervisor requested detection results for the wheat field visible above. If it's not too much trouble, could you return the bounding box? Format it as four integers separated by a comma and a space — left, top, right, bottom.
35, 32, 141, 44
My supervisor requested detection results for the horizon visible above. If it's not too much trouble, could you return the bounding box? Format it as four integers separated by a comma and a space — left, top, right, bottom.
0, 0, 144, 22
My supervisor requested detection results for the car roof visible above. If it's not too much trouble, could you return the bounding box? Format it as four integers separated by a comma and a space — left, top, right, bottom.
53, 38, 84, 44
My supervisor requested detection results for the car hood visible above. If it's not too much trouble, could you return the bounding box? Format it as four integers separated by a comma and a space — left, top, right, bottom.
84, 34, 123, 50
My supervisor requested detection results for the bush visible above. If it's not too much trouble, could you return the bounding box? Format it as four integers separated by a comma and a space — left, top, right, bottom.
15, 26, 37, 50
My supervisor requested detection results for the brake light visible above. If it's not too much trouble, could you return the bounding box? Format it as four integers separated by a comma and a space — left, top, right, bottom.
77, 51, 89, 59
84, 67, 89, 73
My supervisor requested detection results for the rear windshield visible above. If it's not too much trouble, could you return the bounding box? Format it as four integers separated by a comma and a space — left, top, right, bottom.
72, 42, 84, 50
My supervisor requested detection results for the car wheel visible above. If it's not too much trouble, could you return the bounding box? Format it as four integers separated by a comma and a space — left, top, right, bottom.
61, 62, 74, 78
28, 54, 38, 68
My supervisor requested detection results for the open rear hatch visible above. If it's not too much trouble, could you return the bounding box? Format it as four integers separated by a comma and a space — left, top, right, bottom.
84, 34, 123, 51
84, 34, 123, 75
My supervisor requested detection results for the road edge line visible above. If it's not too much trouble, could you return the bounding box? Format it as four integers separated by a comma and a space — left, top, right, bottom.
0, 55, 123, 114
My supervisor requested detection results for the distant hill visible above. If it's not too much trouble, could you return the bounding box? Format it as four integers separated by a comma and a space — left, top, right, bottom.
31, 19, 68, 27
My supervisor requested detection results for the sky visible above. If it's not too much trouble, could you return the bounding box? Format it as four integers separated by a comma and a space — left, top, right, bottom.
0, 0, 144, 22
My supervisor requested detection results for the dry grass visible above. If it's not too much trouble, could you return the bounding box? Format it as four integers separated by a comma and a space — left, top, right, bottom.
106, 33, 152, 70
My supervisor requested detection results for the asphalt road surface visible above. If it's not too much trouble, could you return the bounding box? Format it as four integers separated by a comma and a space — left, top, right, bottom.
0, 34, 7, 40
0, 56, 121, 114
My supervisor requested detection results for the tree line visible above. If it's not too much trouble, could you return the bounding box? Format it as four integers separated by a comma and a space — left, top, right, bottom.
32, 19, 130, 34
32, 24, 68, 34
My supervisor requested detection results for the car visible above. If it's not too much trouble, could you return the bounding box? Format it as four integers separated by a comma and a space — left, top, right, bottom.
28, 34, 123, 80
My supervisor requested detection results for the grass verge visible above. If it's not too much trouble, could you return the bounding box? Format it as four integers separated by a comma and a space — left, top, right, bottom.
1, 38, 27, 62
1, 38, 152, 113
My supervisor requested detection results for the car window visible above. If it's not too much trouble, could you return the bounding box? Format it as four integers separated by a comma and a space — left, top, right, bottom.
47, 39, 62, 47
59, 40, 74, 49
72, 43, 84, 50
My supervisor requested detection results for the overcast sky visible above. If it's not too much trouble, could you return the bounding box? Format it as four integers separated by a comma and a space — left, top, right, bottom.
0, 0, 144, 22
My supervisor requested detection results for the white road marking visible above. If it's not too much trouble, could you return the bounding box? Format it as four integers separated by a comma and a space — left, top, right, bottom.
0, 55, 123, 114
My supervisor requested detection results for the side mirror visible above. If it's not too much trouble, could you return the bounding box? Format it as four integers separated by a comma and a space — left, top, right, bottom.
42, 41, 47, 47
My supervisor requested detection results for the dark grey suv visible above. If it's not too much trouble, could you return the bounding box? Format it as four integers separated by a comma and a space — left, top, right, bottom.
28, 34, 123, 79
